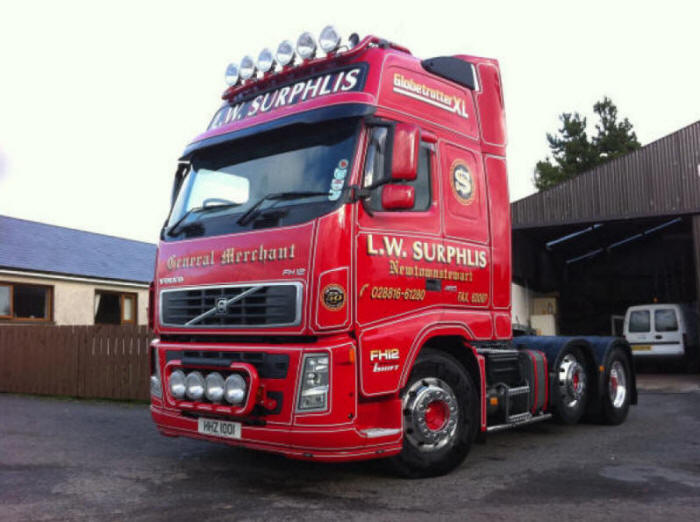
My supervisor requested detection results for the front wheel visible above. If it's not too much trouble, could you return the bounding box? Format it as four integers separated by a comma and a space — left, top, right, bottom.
390, 349, 478, 478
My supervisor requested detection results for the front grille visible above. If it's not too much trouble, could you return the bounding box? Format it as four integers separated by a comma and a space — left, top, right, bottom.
160, 283, 301, 328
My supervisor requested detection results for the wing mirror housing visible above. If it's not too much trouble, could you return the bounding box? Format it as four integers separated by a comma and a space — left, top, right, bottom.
391, 123, 419, 181
382, 184, 415, 210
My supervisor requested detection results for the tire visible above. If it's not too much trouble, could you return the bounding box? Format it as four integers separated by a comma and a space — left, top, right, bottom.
390, 349, 478, 478
552, 346, 589, 425
600, 348, 631, 425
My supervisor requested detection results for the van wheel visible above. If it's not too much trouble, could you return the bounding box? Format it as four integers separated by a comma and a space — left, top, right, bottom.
600, 349, 631, 425
553, 347, 589, 424
390, 349, 478, 478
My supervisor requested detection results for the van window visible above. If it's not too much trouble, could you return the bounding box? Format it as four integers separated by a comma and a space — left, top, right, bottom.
654, 309, 679, 332
628, 310, 650, 332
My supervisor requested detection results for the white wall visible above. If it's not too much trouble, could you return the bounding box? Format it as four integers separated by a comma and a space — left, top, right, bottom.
511, 283, 533, 326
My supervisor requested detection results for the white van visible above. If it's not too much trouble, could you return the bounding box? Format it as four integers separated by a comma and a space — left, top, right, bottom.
623, 303, 699, 370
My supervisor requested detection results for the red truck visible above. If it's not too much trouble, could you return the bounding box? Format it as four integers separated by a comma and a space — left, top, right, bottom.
149, 27, 636, 477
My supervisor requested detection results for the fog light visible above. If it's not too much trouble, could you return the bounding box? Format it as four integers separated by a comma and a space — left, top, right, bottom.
319, 25, 341, 54
224, 374, 247, 405
205, 372, 225, 402
185, 371, 205, 401
297, 354, 329, 412
169, 369, 186, 400
296, 31, 317, 60
276, 40, 295, 66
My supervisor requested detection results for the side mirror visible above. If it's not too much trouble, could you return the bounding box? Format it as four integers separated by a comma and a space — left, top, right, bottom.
391, 123, 419, 181
382, 184, 415, 210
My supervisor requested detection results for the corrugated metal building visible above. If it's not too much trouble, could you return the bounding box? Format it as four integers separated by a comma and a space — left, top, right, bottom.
511, 121, 700, 335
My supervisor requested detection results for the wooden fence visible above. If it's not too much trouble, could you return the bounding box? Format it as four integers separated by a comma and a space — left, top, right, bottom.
0, 325, 152, 401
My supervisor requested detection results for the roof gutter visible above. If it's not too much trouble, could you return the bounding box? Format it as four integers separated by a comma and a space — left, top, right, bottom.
0, 268, 150, 289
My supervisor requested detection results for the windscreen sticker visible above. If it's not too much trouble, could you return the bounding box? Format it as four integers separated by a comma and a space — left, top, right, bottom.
328, 159, 348, 201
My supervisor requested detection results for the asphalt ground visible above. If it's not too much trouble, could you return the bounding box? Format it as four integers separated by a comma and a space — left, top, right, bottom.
1, 374, 699, 521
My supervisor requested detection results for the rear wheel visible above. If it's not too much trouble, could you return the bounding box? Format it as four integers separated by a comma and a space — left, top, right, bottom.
600, 349, 631, 425
390, 349, 478, 478
553, 347, 589, 424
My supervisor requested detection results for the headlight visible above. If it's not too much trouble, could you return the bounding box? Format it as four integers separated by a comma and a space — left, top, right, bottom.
150, 347, 162, 398
169, 369, 186, 400
205, 372, 225, 402
224, 374, 247, 405
185, 371, 205, 400
297, 354, 329, 411
296, 31, 317, 60
257, 48, 274, 73
319, 25, 341, 54
276, 40, 295, 66
239, 55, 256, 80
225, 62, 240, 86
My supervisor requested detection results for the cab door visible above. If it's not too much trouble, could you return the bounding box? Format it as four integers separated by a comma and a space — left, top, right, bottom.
356, 124, 441, 326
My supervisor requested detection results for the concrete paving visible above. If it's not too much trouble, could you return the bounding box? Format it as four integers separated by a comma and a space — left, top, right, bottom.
1, 375, 699, 521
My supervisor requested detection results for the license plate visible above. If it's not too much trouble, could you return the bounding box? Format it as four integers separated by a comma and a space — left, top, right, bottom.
631, 344, 652, 351
197, 418, 241, 440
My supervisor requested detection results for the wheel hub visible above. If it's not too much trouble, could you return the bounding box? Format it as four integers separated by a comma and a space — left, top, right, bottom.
608, 361, 627, 408
403, 378, 459, 452
558, 354, 586, 408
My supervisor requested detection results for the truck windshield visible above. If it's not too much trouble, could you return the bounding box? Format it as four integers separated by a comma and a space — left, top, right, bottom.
165, 118, 360, 240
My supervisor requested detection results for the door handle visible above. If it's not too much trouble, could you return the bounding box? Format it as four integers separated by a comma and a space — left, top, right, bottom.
655, 334, 662, 339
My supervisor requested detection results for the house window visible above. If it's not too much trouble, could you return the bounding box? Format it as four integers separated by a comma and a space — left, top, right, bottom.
0, 282, 53, 321
94, 291, 137, 325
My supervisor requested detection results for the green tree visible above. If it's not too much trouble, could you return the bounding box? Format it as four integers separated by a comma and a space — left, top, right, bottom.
533, 97, 640, 191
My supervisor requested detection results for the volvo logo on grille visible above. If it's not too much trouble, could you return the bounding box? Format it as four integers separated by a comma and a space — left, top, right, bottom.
215, 298, 228, 315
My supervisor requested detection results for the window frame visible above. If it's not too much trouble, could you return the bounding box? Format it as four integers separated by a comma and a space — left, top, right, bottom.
0, 281, 53, 323
94, 290, 138, 325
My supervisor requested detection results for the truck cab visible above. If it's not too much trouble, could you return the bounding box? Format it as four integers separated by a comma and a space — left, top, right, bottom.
149, 27, 636, 476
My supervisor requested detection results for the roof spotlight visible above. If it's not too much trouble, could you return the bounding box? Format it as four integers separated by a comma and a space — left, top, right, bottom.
276, 40, 295, 67
224, 62, 240, 86
319, 25, 341, 53
239, 55, 256, 80
296, 31, 317, 60
257, 48, 274, 73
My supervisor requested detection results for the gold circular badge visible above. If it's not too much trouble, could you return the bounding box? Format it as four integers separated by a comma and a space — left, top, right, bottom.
321, 284, 346, 311
450, 160, 475, 205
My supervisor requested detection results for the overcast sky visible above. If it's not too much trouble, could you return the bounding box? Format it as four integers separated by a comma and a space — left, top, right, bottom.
1, 0, 699, 243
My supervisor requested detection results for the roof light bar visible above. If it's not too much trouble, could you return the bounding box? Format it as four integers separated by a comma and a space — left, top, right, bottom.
224, 26, 357, 86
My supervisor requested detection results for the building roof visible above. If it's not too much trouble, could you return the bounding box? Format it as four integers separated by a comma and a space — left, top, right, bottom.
0, 215, 156, 284
512, 120, 700, 229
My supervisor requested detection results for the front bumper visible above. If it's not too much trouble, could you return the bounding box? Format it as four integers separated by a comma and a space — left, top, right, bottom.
150, 335, 403, 462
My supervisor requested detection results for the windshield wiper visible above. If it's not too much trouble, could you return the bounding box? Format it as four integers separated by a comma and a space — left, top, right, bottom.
236, 191, 330, 226
166, 202, 242, 237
